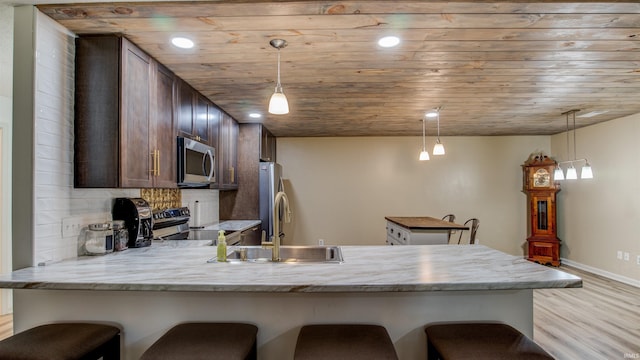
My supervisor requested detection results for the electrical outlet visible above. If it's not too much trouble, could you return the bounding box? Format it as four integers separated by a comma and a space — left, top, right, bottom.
318, 239, 324, 246
62, 217, 84, 238
617, 251, 623, 260
624, 252, 630, 261
637, 255, 640, 265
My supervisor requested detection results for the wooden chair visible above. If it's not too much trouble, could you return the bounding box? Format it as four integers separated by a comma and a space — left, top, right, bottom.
441, 214, 456, 242
457, 218, 479, 244
441, 214, 455, 223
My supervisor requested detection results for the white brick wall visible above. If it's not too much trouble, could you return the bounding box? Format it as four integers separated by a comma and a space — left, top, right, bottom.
32, 11, 218, 263
33, 12, 139, 263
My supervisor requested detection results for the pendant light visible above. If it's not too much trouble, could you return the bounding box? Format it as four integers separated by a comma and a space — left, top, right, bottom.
431, 108, 445, 155
419, 116, 430, 161
555, 109, 594, 181
268, 39, 289, 115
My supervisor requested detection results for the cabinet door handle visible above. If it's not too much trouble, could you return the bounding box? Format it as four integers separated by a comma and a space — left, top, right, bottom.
205, 149, 214, 181
150, 150, 160, 176
150, 150, 156, 176
156, 149, 160, 176
230, 166, 235, 183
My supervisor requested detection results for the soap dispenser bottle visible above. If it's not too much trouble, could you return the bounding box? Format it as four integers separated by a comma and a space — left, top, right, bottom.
217, 230, 227, 262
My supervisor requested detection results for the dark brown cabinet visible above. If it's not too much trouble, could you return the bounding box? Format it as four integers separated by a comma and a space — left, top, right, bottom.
218, 113, 239, 189
151, 63, 178, 188
176, 80, 210, 145
219, 123, 275, 220
75, 35, 176, 188
260, 125, 276, 162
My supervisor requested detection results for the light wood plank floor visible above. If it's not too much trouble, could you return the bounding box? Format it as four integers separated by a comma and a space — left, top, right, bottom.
0, 266, 636, 359
535, 266, 640, 360
0, 313, 12, 341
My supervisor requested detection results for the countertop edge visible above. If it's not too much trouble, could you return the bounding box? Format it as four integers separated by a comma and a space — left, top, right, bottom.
0, 279, 583, 293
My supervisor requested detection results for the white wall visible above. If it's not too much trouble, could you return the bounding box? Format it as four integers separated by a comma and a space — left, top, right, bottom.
0, 4, 13, 314
28, 10, 138, 264
551, 113, 640, 283
278, 135, 549, 256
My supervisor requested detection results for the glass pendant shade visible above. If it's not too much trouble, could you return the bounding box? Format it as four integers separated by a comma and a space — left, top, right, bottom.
419, 150, 430, 161
268, 89, 289, 114
554, 166, 565, 181
433, 141, 445, 155
566, 165, 578, 180
581, 163, 593, 179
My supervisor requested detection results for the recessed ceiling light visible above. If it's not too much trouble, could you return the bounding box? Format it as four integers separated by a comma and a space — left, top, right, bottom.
171, 37, 194, 49
249, 113, 262, 119
378, 36, 400, 48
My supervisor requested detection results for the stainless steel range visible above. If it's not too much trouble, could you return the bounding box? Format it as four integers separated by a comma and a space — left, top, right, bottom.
152, 207, 241, 244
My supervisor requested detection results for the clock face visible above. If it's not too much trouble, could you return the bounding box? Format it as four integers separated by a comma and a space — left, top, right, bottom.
533, 168, 550, 187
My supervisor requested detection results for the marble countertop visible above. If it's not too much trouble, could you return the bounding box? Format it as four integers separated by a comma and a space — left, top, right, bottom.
0, 242, 581, 292
194, 219, 261, 233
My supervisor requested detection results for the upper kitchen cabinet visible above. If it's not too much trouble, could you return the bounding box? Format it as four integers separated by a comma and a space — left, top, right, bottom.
74, 35, 176, 188
218, 112, 239, 190
176, 79, 211, 145
260, 125, 276, 162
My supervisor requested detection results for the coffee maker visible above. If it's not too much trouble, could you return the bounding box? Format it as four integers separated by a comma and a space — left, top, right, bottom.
112, 198, 153, 247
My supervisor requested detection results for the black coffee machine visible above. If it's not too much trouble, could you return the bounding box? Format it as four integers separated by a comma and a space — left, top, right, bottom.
112, 198, 153, 247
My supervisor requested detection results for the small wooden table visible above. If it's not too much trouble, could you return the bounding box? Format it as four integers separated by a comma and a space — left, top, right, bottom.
385, 216, 468, 245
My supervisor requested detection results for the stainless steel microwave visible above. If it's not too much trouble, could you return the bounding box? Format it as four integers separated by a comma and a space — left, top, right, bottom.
177, 137, 215, 187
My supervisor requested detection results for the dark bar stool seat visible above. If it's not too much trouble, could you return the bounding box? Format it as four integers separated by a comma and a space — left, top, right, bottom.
0, 322, 120, 360
140, 322, 258, 360
425, 322, 554, 360
294, 324, 398, 360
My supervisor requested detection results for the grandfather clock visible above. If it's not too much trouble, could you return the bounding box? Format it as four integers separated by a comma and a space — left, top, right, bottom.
522, 154, 561, 266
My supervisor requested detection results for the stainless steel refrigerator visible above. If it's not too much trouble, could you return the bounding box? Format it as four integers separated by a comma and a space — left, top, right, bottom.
259, 162, 286, 242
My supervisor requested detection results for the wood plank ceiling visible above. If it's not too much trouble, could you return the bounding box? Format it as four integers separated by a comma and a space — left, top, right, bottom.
38, 1, 640, 137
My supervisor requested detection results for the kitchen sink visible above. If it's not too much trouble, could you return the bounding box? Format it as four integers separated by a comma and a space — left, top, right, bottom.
223, 245, 344, 263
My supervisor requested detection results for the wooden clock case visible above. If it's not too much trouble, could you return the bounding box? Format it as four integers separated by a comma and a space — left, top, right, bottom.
522, 154, 561, 266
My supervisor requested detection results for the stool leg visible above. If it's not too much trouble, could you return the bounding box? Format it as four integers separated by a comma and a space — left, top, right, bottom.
101, 334, 121, 360
244, 340, 257, 360
427, 339, 439, 360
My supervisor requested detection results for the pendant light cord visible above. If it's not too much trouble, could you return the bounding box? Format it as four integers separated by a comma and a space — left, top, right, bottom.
276, 49, 282, 90
565, 112, 570, 161
572, 111, 577, 161
422, 117, 426, 150
436, 112, 440, 142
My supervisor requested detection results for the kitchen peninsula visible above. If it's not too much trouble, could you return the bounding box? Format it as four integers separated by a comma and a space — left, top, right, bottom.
0, 242, 581, 360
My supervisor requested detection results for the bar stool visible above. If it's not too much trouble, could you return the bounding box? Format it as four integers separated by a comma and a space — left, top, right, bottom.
140, 322, 258, 360
0, 322, 120, 360
424, 322, 554, 359
294, 324, 398, 360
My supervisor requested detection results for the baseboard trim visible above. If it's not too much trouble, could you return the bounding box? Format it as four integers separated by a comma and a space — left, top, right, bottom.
561, 258, 640, 288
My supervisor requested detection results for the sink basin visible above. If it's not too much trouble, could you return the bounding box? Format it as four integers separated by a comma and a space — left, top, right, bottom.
224, 246, 344, 263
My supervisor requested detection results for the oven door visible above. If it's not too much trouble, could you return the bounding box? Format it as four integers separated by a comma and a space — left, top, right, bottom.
177, 137, 215, 187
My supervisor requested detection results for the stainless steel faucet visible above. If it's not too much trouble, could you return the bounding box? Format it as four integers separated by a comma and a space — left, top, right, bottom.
262, 191, 291, 261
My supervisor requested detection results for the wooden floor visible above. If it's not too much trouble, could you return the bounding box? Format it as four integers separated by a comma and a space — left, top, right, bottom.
534, 266, 640, 360
0, 266, 637, 359
0, 313, 12, 341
